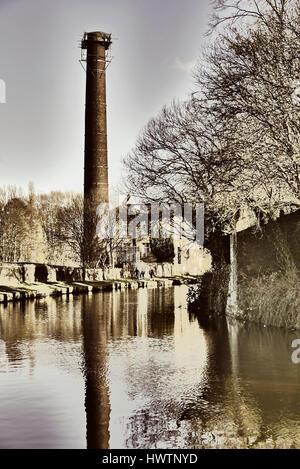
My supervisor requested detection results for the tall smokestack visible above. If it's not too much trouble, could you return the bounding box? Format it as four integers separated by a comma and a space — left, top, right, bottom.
81, 31, 112, 207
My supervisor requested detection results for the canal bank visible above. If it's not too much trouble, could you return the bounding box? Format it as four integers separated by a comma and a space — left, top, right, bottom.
0, 260, 201, 305
0, 276, 199, 305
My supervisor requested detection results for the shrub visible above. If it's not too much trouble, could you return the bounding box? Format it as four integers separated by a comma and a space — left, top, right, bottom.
150, 238, 175, 263
238, 268, 300, 329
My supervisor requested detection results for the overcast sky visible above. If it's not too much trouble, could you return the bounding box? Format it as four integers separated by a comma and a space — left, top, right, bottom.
0, 0, 212, 197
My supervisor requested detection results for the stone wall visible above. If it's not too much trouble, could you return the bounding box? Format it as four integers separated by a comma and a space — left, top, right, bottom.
237, 209, 300, 276
0, 263, 36, 283
188, 208, 300, 320
0, 263, 83, 284
0, 258, 207, 285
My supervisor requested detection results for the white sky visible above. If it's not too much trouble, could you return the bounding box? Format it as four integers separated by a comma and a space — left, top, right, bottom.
0, 0, 212, 198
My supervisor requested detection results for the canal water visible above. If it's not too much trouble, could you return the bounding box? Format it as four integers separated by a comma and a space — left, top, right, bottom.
1, 285, 300, 449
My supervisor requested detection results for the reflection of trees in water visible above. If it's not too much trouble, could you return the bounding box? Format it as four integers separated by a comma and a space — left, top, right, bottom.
80, 289, 160, 449
3, 288, 300, 448
0, 292, 113, 449
118, 287, 207, 449
172, 312, 243, 448
124, 406, 182, 449
104, 287, 177, 448
184, 313, 264, 448
0, 297, 82, 367
232, 322, 300, 448
146, 289, 174, 338
187, 313, 300, 448
0, 287, 180, 449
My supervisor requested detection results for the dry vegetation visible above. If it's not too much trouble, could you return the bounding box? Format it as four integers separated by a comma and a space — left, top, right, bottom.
238, 268, 300, 329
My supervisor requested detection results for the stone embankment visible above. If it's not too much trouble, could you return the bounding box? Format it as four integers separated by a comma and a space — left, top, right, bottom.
0, 277, 197, 305
0, 262, 199, 305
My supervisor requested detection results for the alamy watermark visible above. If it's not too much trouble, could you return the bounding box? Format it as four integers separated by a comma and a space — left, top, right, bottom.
291, 339, 300, 364
96, 202, 205, 246
0, 79, 6, 103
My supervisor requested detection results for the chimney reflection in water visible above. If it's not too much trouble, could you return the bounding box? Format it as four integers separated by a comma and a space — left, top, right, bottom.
81, 294, 111, 449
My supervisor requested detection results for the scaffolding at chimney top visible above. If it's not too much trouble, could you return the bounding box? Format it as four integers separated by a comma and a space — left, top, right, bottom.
79, 32, 113, 77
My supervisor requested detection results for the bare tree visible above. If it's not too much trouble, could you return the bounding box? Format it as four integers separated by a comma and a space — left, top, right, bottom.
55, 194, 124, 269
36, 191, 75, 264
0, 186, 124, 269
124, 99, 243, 232
0, 186, 46, 263
0, 198, 30, 262
198, 0, 300, 214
